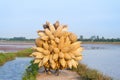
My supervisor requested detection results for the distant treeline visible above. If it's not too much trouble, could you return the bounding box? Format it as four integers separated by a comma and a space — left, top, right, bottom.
0, 37, 35, 41
78, 35, 120, 42
0, 36, 120, 42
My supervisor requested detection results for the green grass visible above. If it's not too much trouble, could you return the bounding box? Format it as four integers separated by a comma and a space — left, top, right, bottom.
0, 48, 33, 66
0, 53, 16, 65
71, 62, 112, 80
16, 48, 33, 57
22, 60, 39, 80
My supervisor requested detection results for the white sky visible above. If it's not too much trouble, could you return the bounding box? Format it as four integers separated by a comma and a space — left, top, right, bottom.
0, 0, 120, 38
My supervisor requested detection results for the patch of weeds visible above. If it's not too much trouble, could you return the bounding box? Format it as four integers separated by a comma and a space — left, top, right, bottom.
22, 60, 39, 80
71, 63, 112, 80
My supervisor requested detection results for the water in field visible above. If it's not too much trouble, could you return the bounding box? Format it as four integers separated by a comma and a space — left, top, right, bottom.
0, 57, 32, 80
0, 44, 120, 80
82, 44, 120, 80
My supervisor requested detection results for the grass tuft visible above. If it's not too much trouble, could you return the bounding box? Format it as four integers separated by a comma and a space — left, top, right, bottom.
71, 62, 113, 80
16, 48, 33, 57
22, 60, 39, 80
0, 53, 16, 65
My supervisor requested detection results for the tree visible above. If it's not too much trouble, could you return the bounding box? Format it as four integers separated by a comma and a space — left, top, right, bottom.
79, 35, 83, 40
90, 36, 96, 42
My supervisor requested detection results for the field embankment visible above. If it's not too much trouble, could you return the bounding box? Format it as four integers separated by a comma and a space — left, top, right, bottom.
22, 60, 112, 80
0, 48, 33, 66
83, 41, 120, 44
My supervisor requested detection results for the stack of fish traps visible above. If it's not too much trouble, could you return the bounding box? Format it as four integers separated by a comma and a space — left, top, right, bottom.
30, 21, 83, 70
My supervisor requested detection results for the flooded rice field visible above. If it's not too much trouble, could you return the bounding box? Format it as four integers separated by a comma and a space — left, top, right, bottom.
0, 43, 120, 80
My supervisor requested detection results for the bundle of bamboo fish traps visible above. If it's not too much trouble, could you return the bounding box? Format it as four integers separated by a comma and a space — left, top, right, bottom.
30, 21, 83, 71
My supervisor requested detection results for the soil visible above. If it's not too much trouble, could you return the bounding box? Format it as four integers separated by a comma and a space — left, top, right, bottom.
36, 69, 81, 80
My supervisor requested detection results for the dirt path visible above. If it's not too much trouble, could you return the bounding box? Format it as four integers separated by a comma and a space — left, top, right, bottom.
36, 70, 81, 80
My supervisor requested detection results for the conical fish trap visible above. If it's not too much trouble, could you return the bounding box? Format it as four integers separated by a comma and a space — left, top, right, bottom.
30, 21, 83, 70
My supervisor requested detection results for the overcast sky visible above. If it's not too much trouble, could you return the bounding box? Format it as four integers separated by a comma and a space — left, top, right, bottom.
0, 0, 120, 39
